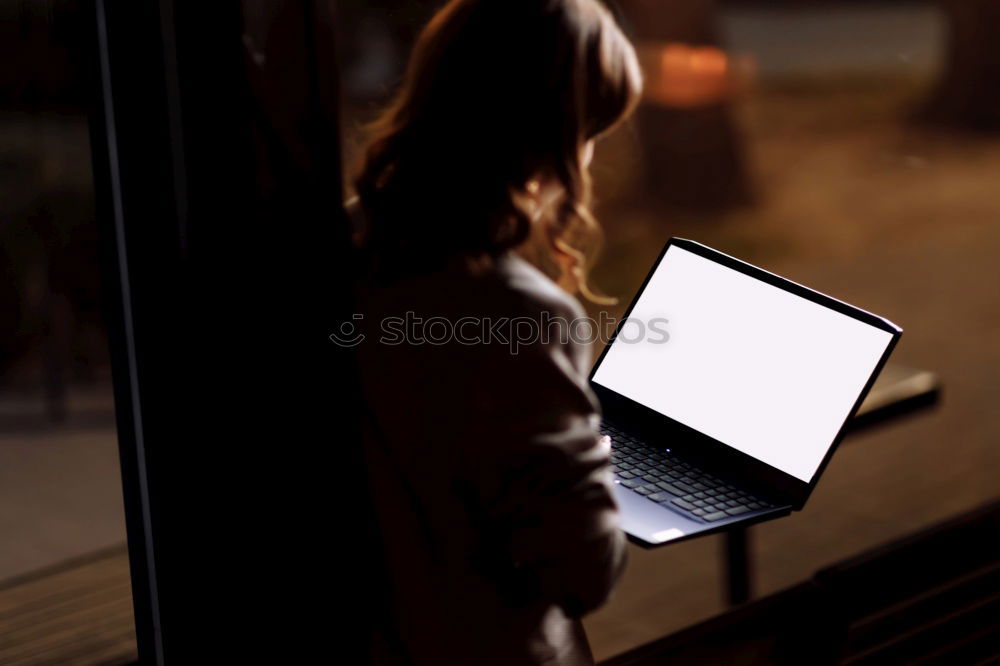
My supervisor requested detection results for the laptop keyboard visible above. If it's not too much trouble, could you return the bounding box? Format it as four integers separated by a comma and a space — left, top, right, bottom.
601, 423, 773, 523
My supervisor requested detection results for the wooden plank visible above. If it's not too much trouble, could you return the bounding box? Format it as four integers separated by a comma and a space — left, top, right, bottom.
0, 546, 136, 665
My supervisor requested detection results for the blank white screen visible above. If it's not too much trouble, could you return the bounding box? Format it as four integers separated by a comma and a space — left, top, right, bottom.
592, 245, 893, 482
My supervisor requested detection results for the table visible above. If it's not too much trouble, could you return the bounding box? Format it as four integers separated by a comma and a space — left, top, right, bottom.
723, 364, 942, 605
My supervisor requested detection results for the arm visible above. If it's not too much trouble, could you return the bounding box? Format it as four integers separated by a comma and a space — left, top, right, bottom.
467, 301, 627, 619
499, 413, 627, 618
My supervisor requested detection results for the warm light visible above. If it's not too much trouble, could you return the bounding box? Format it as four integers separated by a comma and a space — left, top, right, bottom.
661, 44, 691, 70
690, 48, 728, 76
640, 42, 752, 109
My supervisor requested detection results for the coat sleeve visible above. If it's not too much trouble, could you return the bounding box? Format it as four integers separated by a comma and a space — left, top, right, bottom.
464, 297, 628, 619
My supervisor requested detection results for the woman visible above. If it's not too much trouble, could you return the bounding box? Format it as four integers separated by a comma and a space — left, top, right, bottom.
351, 1, 642, 663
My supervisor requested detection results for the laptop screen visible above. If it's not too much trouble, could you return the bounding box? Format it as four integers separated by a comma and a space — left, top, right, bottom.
591, 244, 895, 482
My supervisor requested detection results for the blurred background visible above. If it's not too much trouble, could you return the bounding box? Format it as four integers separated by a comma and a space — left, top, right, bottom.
1, 0, 998, 663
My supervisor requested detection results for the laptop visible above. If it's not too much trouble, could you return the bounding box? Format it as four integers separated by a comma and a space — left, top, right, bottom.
591, 238, 902, 546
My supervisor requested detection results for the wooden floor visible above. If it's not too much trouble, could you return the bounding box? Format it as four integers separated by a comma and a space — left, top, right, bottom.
0, 547, 135, 665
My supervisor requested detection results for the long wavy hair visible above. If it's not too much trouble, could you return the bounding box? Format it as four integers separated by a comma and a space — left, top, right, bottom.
354, 0, 642, 302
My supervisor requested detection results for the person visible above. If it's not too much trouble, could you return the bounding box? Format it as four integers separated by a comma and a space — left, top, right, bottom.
349, 0, 642, 663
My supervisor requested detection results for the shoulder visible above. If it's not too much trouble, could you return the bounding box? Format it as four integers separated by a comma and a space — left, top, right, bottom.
493, 253, 588, 323
492, 253, 592, 372
356, 249, 586, 322
353, 247, 594, 380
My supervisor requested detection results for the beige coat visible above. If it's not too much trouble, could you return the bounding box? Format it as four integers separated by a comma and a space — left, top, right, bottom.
355, 252, 626, 665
